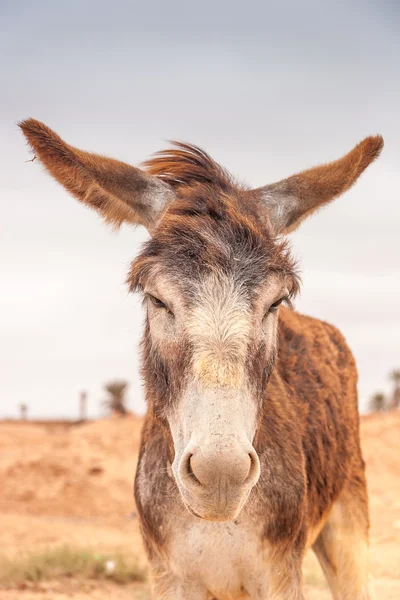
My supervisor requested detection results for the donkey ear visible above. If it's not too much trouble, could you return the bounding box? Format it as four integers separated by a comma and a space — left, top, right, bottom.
251, 135, 384, 234
19, 119, 175, 231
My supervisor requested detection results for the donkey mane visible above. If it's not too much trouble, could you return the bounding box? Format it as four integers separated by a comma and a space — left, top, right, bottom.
142, 141, 233, 189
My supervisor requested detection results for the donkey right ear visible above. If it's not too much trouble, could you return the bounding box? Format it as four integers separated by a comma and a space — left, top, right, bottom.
19, 119, 175, 231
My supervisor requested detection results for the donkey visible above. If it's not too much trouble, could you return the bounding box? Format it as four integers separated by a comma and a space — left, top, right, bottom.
20, 119, 383, 600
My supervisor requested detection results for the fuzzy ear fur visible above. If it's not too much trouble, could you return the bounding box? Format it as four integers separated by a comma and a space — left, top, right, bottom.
19, 119, 175, 231
251, 135, 384, 234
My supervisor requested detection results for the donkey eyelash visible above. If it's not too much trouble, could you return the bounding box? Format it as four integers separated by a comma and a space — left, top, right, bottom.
146, 293, 174, 315
148, 294, 166, 308
284, 296, 294, 310
266, 295, 292, 316
268, 297, 285, 314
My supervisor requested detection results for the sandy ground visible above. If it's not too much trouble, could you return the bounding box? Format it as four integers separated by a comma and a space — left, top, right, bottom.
1, 412, 399, 599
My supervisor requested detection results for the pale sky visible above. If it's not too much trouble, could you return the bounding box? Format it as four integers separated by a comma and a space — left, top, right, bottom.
1, 1, 399, 418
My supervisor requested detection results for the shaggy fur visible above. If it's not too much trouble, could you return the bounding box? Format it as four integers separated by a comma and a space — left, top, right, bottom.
20, 119, 383, 599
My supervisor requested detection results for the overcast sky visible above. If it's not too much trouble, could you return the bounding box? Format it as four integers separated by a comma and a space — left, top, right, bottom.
1, 1, 399, 418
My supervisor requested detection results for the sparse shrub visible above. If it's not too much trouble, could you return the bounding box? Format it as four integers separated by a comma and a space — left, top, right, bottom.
369, 392, 386, 413
103, 380, 129, 415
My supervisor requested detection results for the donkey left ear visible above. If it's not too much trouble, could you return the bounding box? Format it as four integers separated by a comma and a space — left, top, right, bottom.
250, 135, 384, 234
19, 119, 176, 231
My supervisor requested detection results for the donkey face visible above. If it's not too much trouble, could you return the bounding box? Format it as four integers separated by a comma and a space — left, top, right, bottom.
20, 120, 383, 521
128, 184, 299, 520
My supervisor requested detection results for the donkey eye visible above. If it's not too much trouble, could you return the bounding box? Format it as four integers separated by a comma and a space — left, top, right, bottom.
147, 294, 173, 315
267, 296, 288, 315
148, 294, 166, 308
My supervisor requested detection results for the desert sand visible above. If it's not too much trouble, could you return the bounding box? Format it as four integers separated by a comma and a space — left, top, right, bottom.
1, 411, 399, 599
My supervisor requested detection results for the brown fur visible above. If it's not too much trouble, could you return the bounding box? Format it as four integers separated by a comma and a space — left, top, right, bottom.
253, 135, 383, 233
19, 119, 174, 230
20, 120, 383, 599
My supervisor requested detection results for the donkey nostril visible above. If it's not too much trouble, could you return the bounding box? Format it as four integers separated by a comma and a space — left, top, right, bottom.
246, 450, 260, 485
184, 453, 202, 486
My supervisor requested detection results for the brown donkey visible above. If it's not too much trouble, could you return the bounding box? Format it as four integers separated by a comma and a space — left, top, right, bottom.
20, 119, 383, 600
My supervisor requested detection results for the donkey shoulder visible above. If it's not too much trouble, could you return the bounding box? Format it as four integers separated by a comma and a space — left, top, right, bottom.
276, 306, 358, 401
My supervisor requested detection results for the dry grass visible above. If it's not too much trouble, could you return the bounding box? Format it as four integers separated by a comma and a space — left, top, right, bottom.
0, 545, 146, 587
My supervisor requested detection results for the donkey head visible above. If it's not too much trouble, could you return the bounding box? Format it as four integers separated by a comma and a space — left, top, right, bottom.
20, 119, 383, 521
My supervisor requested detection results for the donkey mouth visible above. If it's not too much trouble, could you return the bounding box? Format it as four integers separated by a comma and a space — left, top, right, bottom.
183, 502, 205, 520
180, 487, 250, 522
